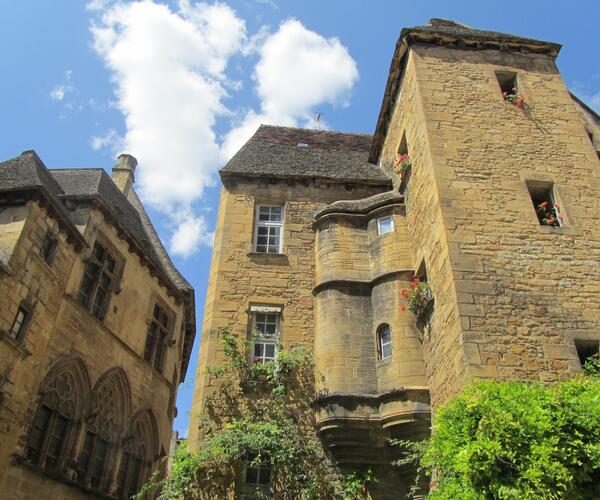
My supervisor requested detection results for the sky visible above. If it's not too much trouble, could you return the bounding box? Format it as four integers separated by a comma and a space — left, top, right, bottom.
1, 0, 598, 438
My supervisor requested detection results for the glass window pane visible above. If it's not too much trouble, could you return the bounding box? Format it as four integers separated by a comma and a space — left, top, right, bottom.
380, 326, 391, 344
257, 226, 268, 236
378, 217, 393, 235
265, 344, 275, 358
382, 343, 393, 359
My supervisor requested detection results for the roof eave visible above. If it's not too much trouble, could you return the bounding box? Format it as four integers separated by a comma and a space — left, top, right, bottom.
219, 170, 392, 187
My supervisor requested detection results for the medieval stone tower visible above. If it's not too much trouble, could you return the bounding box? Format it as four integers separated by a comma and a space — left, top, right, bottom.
189, 19, 600, 498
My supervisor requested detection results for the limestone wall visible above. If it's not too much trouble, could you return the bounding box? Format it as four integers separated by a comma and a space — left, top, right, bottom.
0, 200, 185, 499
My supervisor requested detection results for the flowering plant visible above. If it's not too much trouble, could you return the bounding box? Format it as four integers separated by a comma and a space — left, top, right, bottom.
503, 86, 525, 109
394, 153, 412, 175
536, 201, 562, 227
401, 276, 433, 315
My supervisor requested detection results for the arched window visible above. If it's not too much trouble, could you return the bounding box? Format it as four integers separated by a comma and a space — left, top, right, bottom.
25, 358, 89, 473
377, 324, 392, 360
117, 410, 158, 499
77, 369, 130, 493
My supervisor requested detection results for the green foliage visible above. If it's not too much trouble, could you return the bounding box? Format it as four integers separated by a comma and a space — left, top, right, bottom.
582, 354, 600, 377
407, 378, 600, 499
342, 468, 375, 499
143, 328, 345, 499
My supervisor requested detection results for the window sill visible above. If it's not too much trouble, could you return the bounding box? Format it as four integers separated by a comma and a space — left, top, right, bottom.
247, 252, 289, 265
377, 356, 392, 367
0, 330, 32, 358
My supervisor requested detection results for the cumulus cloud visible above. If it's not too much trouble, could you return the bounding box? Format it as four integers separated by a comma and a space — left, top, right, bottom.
90, 0, 246, 256
221, 19, 358, 159
91, 128, 124, 155
90, 2, 358, 257
170, 212, 214, 257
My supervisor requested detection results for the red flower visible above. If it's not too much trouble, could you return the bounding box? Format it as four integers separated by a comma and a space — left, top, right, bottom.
554, 203, 559, 208
401, 306, 406, 311
254, 356, 262, 363
540, 201, 548, 207
401, 289, 406, 297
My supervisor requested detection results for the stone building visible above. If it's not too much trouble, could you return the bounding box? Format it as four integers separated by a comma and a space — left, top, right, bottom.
0, 151, 196, 499
188, 18, 600, 498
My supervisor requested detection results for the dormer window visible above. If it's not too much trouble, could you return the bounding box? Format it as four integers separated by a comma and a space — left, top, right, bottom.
297, 142, 308, 149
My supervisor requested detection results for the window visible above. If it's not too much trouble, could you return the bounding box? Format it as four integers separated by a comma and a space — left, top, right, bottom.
251, 307, 280, 364
116, 418, 153, 500
9, 304, 31, 341
40, 232, 58, 265
244, 453, 272, 488
377, 216, 394, 235
144, 304, 172, 372
77, 374, 128, 493
78, 241, 118, 320
254, 205, 284, 253
26, 370, 80, 473
377, 324, 392, 360
496, 71, 522, 106
574, 339, 599, 368
526, 181, 563, 227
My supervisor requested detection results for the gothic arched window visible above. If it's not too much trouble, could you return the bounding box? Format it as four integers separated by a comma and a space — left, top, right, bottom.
25, 358, 89, 473
117, 410, 158, 499
77, 369, 130, 493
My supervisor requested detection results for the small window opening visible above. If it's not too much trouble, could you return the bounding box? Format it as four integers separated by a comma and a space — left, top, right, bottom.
526, 181, 563, 227
40, 232, 58, 265
395, 132, 411, 176
586, 130, 594, 145
252, 312, 279, 364
377, 216, 394, 235
496, 71, 523, 108
244, 453, 272, 487
574, 339, 599, 368
297, 142, 308, 149
377, 324, 392, 360
10, 304, 31, 341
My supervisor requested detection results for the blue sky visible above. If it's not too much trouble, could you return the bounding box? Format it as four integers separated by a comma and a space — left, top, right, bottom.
1, 0, 598, 437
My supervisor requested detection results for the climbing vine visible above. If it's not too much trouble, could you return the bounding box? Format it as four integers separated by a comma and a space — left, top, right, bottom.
140, 329, 374, 499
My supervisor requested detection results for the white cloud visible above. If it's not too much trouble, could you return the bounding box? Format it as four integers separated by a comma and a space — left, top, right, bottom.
91, 128, 124, 155
90, 3, 359, 257
50, 70, 74, 101
90, 0, 246, 256
221, 19, 358, 159
170, 212, 214, 257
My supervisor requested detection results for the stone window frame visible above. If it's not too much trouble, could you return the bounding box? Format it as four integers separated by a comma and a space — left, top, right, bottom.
77, 234, 124, 322
24, 357, 89, 476
377, 215, 395, 235
574, 339, 599, 369
241, 452, 273, 496
376, 324, 393, 360
40, 230, 59, 265
9, 301, 33, 342
143, 296, 175, 373
495, 70, 520, 102
525, 180, 564, 227
249, 305, 282, 364
254, 204, 285, 254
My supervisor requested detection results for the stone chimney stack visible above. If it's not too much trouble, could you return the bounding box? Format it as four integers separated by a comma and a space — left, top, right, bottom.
111, 154, 137, 196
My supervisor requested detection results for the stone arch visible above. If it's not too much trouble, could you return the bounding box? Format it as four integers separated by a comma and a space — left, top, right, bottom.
89, 367, 132, 439
76, 367, 132, 493
25, 356, 90, 471
115, 408, 160, 499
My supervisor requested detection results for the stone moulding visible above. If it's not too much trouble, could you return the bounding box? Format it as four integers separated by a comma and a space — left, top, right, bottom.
312, 269, 414, 296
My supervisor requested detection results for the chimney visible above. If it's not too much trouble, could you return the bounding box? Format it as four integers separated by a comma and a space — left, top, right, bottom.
111, 154, 137, 196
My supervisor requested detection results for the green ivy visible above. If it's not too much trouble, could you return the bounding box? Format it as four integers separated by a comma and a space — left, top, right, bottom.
395, 376, 600, 499
139, 329, 349, 499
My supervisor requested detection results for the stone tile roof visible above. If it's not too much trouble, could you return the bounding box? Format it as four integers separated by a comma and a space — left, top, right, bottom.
221, 125, 391, 185
314, 190, 403, 219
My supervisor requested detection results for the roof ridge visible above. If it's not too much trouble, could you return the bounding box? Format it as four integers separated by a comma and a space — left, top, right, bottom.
258, 124, 372, 137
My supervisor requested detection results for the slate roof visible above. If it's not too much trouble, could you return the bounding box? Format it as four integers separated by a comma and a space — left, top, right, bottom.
221, 125, 391, 185
404, 19, 561, 50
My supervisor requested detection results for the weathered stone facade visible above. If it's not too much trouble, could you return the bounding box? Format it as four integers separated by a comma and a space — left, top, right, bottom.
190, 19, 600, 499
0, 152, 195, 499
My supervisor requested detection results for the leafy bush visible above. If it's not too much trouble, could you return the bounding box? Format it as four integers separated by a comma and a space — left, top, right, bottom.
398, 378, 600, 499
